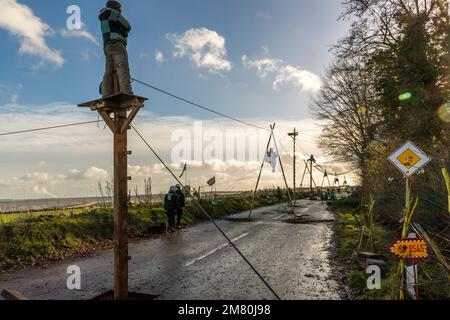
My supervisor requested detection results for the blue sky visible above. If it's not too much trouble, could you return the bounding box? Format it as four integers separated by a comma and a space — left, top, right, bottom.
0, 0, 354, 199
0, 0, 348, 118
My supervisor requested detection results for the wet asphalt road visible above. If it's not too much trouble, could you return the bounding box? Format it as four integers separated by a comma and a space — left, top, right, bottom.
0, 200, 344, 300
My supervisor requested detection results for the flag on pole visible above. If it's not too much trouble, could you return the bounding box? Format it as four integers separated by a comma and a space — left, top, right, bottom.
207, 176, 216, 187
179, 163, 187, 178
264, 148, 278, 173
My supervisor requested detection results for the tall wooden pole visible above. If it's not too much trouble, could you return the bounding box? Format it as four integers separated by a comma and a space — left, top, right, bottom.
113, 110, 128, 300
310, 158, 313, 196
308, 155, 315, 199
288, 129, 299, 206
272, 130, 293, 207
79, 93, 147, 300
248, 125, 274, 218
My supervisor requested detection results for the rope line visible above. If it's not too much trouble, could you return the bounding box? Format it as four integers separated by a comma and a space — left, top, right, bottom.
131, 78, 269, 131
0, 120, 103, 137
131, 125, 281, 300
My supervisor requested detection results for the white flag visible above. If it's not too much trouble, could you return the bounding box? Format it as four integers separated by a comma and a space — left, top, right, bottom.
264, 148, 278, 173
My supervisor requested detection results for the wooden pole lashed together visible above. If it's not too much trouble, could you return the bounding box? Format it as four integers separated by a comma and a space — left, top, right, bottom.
79, 93, 147, 299
272, 129, 293, 207
248, 124, 275, 218
248, 124, 293, 218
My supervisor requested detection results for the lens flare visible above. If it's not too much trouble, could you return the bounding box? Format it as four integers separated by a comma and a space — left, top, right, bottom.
437, 103, 450, 123
399, 92, 413, 101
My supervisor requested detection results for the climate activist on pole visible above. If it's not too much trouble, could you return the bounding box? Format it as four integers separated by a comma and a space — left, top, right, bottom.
99, 0, 133, 97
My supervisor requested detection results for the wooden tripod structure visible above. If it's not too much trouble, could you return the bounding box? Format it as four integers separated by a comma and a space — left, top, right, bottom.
320, 170, 332, 190
78, 93, 147, 299
248, 124, 293, 218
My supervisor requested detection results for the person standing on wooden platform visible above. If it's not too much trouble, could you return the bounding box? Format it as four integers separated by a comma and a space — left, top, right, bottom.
99, 0, 133, 97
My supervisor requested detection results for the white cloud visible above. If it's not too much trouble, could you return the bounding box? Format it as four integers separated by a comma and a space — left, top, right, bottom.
65, 167, 108, 180
19, 172, 49, 183
32, 185, 56, 198
0, 83, 22, 104
0, 100, 357, 198
155, 50, 164, 63
83, 167, 108, 180
0, 0, 64, 67
60, 23, 99, 46
242, 54, 321, 92
166, 28, 232, 73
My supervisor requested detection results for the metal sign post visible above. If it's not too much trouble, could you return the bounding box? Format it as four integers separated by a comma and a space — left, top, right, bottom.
388, 140, 431, 300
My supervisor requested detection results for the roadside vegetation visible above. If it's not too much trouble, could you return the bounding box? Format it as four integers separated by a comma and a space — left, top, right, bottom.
332, 193, 449, 300
0, 190, 288, 273
312, 0, 449, 300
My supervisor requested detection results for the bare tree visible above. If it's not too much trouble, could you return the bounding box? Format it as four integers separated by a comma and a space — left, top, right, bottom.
336, 0, 447, 59
144, 177, 152, 205
97, 181, 106, 207
311, 59, 382, 168
105, 180, 113, 205
134, 185, 139, 205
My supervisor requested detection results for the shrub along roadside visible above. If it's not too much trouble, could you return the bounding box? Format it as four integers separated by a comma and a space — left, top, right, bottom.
0, 192, 286, 273
332, 194, 449, 300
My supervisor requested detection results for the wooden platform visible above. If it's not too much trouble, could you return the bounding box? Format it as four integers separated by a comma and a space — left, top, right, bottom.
78, 93, 148, 112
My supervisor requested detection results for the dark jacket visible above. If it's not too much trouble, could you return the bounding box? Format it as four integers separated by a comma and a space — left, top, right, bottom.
164, 192, 180, 212
99, 7, 131, 47
176, 189, 186, 209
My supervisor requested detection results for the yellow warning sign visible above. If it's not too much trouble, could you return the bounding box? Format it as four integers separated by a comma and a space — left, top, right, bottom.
388, 141, 431, 177
396, 149, 422, 169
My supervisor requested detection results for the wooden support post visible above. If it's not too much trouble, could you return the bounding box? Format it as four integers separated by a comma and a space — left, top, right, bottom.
248, 124, 274, 218
288, 129, 299, 207
79, 93, 147, 300
114, 110, 128, 299
272, 130, 293, 207
310, 156, 313, 198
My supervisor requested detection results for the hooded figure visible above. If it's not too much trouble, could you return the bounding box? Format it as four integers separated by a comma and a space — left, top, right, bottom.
99, 1, 133, 97
164, 186, 180, 231
175, 185, 186, 228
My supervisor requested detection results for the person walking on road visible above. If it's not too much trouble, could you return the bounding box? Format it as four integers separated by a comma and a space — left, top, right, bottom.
175, 185, 186, 229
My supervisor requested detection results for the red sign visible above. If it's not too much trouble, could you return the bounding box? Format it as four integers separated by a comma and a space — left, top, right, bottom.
390, 238, 429, 260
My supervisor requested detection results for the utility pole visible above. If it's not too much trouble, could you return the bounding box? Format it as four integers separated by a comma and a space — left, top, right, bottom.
288, 129, 299, 207
309, 155, 316, 199
79, 93, 147, 300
